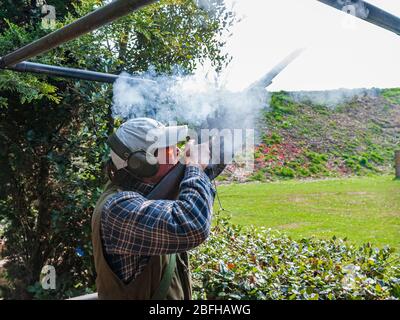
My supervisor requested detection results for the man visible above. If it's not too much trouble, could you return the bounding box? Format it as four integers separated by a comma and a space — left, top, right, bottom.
92, 117, 215, 300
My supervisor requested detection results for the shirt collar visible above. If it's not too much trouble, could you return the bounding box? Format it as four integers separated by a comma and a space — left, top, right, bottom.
122, 178, 154, 196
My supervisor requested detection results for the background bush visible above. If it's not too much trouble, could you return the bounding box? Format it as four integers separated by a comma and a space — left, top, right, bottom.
191, 213, 400, 300
244, 90, 400, 183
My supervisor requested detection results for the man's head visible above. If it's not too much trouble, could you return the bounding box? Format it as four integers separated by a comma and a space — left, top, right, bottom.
107, 118, 188, 184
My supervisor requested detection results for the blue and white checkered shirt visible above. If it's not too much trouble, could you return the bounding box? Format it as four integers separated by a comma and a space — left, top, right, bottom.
101, 165, 216, 283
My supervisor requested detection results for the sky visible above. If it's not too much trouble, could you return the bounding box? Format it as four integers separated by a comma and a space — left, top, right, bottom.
218, 0, 400, 91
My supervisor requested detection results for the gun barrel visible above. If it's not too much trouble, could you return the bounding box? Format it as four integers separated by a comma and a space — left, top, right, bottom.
0, 0, 157, 68
317, 0, 400, 36
4, 61, 155, 84
147, 163, 186, 200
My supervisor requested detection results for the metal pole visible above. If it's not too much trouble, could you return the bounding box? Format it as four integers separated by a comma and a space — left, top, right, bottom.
5, 61, 156, 84
0, 0, 157, 68
247, 49, 303, 91
396, 150, 400, 179
67, 293, 98, 300
317, 0, 400, 36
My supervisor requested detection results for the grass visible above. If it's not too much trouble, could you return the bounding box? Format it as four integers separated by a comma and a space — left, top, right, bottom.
214, 175, 400, 251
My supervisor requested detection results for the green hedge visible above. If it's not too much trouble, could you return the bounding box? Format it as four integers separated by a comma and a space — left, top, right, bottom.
191, 213, 400, 300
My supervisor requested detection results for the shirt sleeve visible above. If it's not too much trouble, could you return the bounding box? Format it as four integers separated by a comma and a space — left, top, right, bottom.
101, 165, 216, 256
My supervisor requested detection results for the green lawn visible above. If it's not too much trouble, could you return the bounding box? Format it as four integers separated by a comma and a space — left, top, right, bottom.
214, 175, 400, 251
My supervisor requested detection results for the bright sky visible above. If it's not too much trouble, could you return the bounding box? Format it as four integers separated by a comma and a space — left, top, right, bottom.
220, 0, 400, 91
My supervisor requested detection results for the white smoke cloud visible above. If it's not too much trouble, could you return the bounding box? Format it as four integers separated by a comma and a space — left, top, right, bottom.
111, 68, 266, 170
195, 0, 233, 14
288, 88, 380, 108
112, 69, 267, 132
111, 70, 377, 171
195, 0, 216, 12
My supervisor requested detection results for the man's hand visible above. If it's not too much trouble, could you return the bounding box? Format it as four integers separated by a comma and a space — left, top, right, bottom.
184, 139, 210, 170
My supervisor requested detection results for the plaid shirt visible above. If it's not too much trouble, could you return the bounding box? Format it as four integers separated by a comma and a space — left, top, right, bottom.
101, 165, 216, 283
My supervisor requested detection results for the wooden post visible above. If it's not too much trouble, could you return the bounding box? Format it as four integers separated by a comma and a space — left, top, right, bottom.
396, 150, 400, 179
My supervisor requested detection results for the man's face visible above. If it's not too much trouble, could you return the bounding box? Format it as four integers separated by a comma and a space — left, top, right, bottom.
156, 145, 179, 166
141, 145, 179, 184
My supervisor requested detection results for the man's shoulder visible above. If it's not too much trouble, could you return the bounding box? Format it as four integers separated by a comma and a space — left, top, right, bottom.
101, 190, 146, 217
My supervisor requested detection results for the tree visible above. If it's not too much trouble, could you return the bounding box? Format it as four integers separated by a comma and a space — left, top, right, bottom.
0, 0, 235, 299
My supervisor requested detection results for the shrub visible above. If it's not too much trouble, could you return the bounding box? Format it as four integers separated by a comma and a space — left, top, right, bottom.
306, 152, 328, 165
276, 167, 295, 178
249, 170, 267, 182
191, 213, 400, 300
382, 88, 400, 105
269, 92, 298, 115
262, 133, 282, 145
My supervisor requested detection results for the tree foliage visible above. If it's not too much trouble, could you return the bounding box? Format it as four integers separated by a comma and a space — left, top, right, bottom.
0, 0, 235, 299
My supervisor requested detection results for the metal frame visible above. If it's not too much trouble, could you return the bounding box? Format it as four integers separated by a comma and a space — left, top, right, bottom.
317, 0, 400, 35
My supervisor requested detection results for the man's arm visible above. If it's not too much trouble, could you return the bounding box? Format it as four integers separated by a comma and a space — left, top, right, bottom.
101, 165, 216, 256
